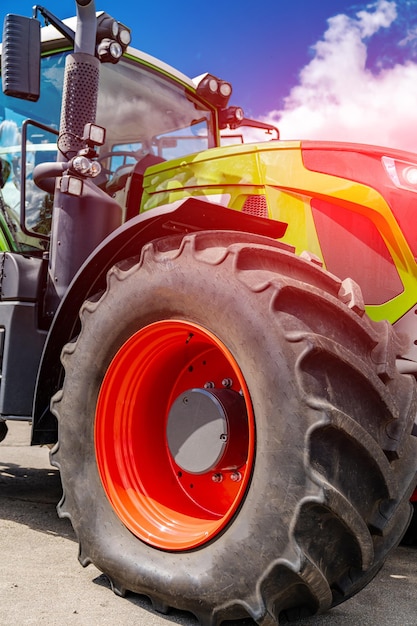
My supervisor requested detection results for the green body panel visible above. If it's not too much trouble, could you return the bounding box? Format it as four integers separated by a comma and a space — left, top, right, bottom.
141, 140, 417, 326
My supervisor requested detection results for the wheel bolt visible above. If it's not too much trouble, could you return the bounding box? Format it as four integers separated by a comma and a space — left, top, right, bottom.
212, 473, 223, 483
222, 378, 233, 388
230, 472, 241, 482
204, 381, 215, 389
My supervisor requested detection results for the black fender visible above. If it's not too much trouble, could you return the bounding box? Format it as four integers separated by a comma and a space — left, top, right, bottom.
32, 198, 287, 444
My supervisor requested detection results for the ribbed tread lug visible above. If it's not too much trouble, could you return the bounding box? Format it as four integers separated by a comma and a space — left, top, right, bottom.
290, 331, 397, 416
320, 482, 374, 569
108, 577, 127, 598
310, 408, 397, 499
289, 332, 404, 457
150, 597, 169, 614
77, 542, 92, 568
300, 557, 333, 611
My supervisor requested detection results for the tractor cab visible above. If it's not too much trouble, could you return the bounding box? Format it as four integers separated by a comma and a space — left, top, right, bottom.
0, 17, 224, 253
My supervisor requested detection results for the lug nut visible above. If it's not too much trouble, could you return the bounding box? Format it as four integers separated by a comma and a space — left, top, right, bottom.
212, 473, 223, 483
222, 378, 233, 388
230, 472, 242, 482
204, 381, 215, 389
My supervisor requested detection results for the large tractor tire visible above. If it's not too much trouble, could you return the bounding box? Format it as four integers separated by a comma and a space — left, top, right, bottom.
51, 231, 417, 625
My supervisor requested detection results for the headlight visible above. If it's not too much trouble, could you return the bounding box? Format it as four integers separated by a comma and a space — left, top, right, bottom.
97, 38, 123, 63
382, 156, 417, 193
71, 156, 102, 178
218, 106, 245, 130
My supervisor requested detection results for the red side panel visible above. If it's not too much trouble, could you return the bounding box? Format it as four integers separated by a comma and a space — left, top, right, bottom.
310, 198, 403, 305
302, 141, 417, 258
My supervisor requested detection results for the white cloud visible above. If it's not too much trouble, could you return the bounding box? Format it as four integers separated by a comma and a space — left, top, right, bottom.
263, 0, 417, 152
356, 0, 397, 37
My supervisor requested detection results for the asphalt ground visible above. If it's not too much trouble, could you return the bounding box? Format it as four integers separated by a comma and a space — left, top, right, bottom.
1, 421, 416, 626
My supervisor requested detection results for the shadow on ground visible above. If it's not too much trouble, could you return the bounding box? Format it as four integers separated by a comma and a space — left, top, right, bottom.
0, 458, 74, 539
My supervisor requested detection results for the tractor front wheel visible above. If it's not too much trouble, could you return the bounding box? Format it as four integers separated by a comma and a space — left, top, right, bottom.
51, 231, 417, 625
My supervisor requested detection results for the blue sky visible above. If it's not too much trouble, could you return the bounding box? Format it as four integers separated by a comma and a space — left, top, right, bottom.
1, 1, 417, 150
2, 0, 354, 116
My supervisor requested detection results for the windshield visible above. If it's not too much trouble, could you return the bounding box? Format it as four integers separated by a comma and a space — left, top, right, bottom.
98, 56, 214, 157
0, 50, 215, 251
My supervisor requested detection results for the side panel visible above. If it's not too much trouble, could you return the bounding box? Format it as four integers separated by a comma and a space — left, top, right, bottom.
0, 253, 46, 418
0, 303, 46, 417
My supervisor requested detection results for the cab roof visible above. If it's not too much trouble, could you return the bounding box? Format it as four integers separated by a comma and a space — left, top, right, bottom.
34, 12, 197, 91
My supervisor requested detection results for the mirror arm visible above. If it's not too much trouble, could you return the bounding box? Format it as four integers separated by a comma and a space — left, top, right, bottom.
32, 6, 75, 44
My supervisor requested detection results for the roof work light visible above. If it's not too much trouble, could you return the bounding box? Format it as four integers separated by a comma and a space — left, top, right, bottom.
194, 73, 233, 109
96, 13, 131, 63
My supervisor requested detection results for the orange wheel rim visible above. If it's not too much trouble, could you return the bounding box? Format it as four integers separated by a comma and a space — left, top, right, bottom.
95, 320, 255, 551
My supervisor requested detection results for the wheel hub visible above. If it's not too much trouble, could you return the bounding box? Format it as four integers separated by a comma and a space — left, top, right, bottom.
166, 388, 248, 474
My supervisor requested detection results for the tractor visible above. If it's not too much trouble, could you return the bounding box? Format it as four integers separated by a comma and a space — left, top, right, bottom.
0, 1, 416, 624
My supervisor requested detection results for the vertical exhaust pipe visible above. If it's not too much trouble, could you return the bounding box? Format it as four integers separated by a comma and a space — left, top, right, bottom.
45, 0, 110, 314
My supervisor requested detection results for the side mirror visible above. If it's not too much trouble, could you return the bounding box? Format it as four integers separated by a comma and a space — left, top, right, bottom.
1, 14, 41, 101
